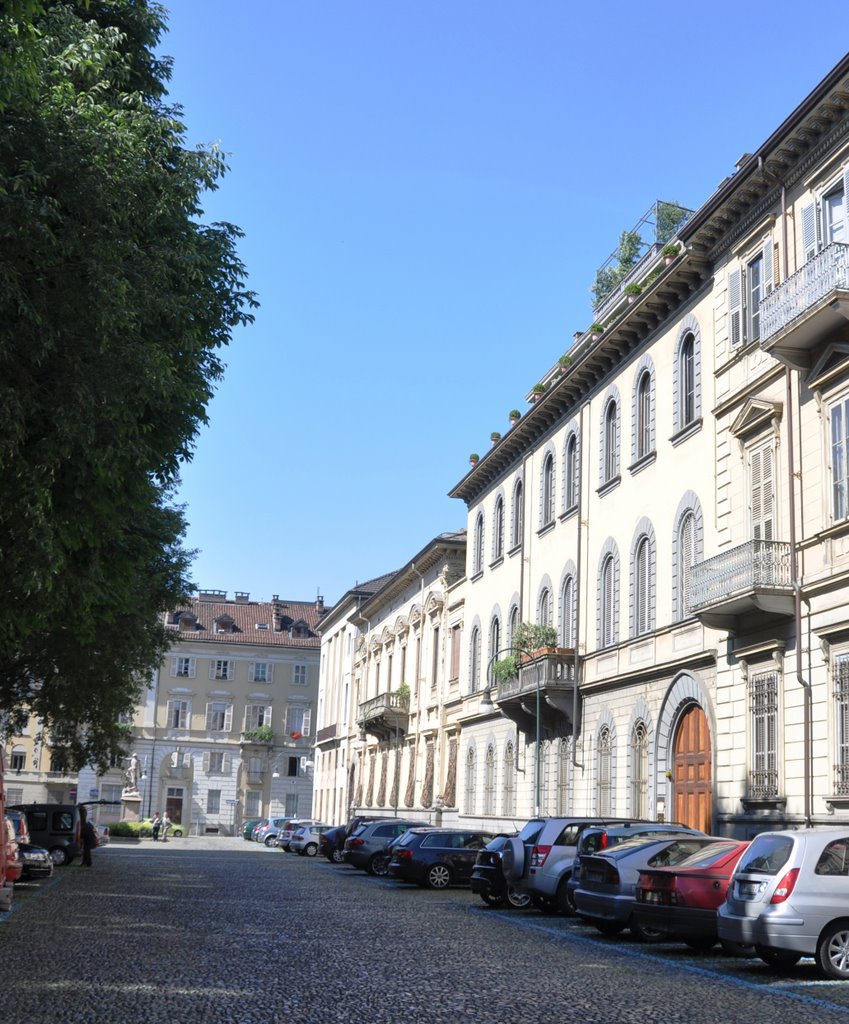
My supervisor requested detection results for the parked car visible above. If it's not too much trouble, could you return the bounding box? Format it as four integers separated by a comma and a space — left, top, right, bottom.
574, 832, 714, 940
277, 818, 322, 851
290, 823, 331, 857
633, 839, 750, 949
500, 815, 641, 911
470, 833, 530, 909
254, 817, 293, 846
10, 800, 120, 865
17, 842, 54, 881
344, 818, 428, 875
717, 828, 849, 977
320, 825, 348, 863
564, 822, 701, 914
241, 817, 265, 841
139, 817, 185, 838
388, 827, 497, 889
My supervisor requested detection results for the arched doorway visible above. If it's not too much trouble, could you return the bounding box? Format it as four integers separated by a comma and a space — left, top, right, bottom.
672, 704, 712, 833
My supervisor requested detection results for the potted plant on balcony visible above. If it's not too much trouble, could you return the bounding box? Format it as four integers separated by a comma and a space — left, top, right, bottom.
530, 382, 547, 403
512, 621, 560, 662
491, 431, 502, 444
509, 409, 521, 426
492, 654, 520, 683
624, 282, 643, 303
395, 682, 411, 707
243, 725, 274, 744
662, 242, 681, 265
590, 322, 604, 340
469, 452, 480, 467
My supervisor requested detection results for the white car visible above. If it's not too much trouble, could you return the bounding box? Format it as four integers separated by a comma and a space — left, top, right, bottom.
276, 819, 321, 851
289, 823, 331, 857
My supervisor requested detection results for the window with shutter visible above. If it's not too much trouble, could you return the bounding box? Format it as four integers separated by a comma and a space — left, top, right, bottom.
597, 727, 612, 816
542, 453, 555, 526
561, 575, 575, 647
750, 443, 775, 541
512, 479, 524, 548
469, 626, 481, 695
728, 267, 743, 348
831, 398, 849, 521
600, 555, 614, 648
636, 371, 652, 458
473, 512, 484, 574
634, 538, 649, 636
493, 496, 504, 560
565, 433, 578, 509
802, 200, 818, 261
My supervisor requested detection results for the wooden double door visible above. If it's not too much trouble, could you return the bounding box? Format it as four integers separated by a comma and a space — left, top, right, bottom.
672, 704, 712, 834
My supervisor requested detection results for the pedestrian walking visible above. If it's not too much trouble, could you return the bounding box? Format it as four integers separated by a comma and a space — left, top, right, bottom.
151, 812, 162, 841
80, 809, 99, 867
161, 813, 171, 842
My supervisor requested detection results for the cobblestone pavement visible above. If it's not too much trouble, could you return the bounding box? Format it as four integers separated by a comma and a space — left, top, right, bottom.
5, 837, 849, 1023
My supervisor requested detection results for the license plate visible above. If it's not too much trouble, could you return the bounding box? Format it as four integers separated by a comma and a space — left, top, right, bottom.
737, 880, 764, 900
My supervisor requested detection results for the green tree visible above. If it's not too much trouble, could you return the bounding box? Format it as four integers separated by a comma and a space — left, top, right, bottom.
0, 0, 257, 768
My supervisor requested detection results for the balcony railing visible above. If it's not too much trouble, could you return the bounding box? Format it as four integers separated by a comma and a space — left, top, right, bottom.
357, 691, 410, 740
492, 650, 580, 733
760, 243, 849, 364
687, 540, 793, 626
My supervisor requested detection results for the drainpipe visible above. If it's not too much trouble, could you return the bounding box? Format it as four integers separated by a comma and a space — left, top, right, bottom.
410, 563, 426, 810
572, 403, 585, 771
761, 156, 811, 826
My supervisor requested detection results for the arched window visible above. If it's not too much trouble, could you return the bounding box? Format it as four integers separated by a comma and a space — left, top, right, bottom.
508, 605, 519, 649
542, 452, 555, 526
560, 575, 575, 647
677, 510, 696, 619
558, 739, 570, 813
679, 333, 695, 427
634, 536, 650, 636
631, 721, 648, 818
493, 496, 504, 561
469, 626, 481, 695
465, 745, 476, 814
597, 726, 612, 815
483, 743, 496, 815
539, 587, 551, 627
602, 399, 619, 483
473, 512, 484, 575
511, 479, 524, 549
636, 370, 653, 460
489, 616, 501, 666
503, 741, 516, 816
600, 555, 615, 648
565, 432, 578, 510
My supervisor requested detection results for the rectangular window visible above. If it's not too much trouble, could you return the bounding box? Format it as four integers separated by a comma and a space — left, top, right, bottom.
207, 789, 221, 815
287, 756, 298, 777
208, 751, 225, 774
293, 664, 307, 686
166, 699, 189, 730
285, 705, 311, 737
245, 791, 261, 817
284, 793, 299, 817
101, 783, 123, 804
10, 750, 25, 771
747, 251, 764, 342
171, 656, 195, 678
431, 625, 440, 690
210, 659, 232, 681
206, 701, 233, 733
245, 704, 272, 730
749, 442, 775, 541
749, 671, 779, 798
249, 662, 272, 683
450, 624, 462, 682
832, 399, 849, 522
835, 655, 849, 795
6, 787, 23, 806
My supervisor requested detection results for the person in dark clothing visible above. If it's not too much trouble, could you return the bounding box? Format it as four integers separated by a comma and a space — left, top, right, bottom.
80, 809, 98, 867
151, 812, 162, 841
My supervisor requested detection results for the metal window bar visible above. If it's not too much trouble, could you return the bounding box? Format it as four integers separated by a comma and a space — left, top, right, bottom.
749, 672, 779, 798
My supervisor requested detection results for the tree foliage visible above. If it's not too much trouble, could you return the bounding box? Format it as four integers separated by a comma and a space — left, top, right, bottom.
0, 0, 257, 768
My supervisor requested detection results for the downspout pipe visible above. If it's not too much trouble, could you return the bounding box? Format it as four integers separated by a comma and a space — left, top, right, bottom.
761, 156, 813, 827
572, 404, 584, 770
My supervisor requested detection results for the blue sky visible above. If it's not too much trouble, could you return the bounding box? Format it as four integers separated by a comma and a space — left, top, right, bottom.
160, 1, 847, 607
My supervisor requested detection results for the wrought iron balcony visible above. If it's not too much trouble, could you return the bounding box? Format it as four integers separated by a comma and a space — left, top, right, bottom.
357, 691, 410, 741
492, 649, 580, 734
687, 539, 794, 630
760, 242, 849, 369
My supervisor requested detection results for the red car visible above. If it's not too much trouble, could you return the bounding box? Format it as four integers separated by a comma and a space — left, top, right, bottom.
633, 839, 749, 949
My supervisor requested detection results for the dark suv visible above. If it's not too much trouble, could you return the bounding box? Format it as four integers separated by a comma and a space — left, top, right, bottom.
389, 827, 496, 889
10, 800, 118, 866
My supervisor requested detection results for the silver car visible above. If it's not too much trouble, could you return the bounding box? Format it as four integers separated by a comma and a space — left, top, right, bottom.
717, 828, 849, 977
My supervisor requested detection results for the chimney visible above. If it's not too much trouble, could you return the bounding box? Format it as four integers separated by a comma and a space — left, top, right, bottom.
315, 594, 325, 615
234, 591, 250, 604
272, 595, 283, 632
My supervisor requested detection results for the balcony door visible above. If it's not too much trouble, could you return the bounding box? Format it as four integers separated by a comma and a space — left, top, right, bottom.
749, 441, 775, 541
672, 704, 712, 833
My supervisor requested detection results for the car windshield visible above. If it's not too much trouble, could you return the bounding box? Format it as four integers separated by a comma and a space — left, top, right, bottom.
738, 834, 794, 875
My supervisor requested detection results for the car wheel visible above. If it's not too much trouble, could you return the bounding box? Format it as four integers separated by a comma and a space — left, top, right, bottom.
49, 847, 69, 867
479, 891, 506, 908
427, 863, 452, 889
506, 886, 532, 910
500, 837, 525, 883
304, 843, 318, 857
816, 922, 849, 980
594, 920, 625, 936
555, 876, 577, 916
755, 945, 802, 968
330, 848, 345, 864
630, 919, 667, 943
172, 829, 183, 837
264, 836, 277, 847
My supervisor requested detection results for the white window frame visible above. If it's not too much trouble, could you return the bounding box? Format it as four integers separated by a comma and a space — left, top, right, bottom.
293, 664, 308, 686
749, 440, 776, 541
166, 698, 190, 730
285, 704, 312, 737
209, 659, 233, 681
831, 396, 849, 522
249, 662, 273, 683
171, 656, 195, 679
245, 703, 273, 730
206, 701, 233, 733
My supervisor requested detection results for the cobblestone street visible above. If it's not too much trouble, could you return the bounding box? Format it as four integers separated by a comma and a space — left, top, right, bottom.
5, 839, 849, 1023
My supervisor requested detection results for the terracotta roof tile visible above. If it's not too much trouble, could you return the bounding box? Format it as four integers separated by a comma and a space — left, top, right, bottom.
164, 595, 330, 648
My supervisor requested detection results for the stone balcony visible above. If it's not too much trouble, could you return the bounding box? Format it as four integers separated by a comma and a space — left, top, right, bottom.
687, 539, 794, 631
492, 649, 580, 735
357, 691, 410, 741
760, 242, 849, 369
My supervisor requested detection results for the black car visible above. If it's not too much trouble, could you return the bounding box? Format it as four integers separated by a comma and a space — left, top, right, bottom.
470, 834, 530, 908
320, 825, 347, 863
17, 842, 54, 880
388, 828, 496, 889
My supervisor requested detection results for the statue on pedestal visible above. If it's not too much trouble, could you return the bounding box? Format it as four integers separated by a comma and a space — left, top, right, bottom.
122, 753, 142, 797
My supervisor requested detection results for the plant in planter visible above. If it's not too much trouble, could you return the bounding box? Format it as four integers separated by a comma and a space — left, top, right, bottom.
469, 452, 480, 466
530, 383, 547, 402
243, 725, 274, 743
662, 242, 681, 264
491, 654, 520, 683
395, 682, 411, 706
509, 409, 521, 426
512, 621, 559, 658
558, 353, 573, 370
624, 282, 642, 302
590, 322, 604, 337
490, 431, 501, 444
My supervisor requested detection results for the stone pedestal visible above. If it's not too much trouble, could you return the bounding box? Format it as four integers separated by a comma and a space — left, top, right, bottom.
121, 790, 143, 822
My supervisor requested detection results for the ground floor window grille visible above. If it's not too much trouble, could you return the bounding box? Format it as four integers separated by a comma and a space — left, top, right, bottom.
749, 671, 779, 798
835, 655, 849, 795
